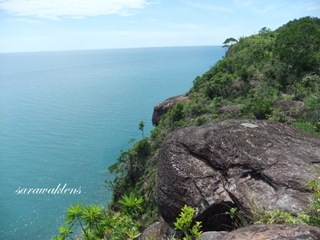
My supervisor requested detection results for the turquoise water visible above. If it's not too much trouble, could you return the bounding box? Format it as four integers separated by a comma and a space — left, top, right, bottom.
0, 46, 224, 240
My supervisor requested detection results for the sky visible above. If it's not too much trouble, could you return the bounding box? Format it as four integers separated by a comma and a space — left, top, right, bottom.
0, 0, 320, 53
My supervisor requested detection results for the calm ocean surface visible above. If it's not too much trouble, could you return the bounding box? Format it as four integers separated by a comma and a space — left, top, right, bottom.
0, 46, 224, 240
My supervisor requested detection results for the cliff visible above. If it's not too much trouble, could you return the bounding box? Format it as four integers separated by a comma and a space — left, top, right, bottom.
110, 15, 320, 233
53, 16, 320, 240
121, 16, 320, 238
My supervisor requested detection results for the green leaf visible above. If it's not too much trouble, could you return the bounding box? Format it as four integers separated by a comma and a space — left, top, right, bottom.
174, 205, 202, 239
82, 205, 103, 229
119, 192, 144, 214
66, 204, 84, 224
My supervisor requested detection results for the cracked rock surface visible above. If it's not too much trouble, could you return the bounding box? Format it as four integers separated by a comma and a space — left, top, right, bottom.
198, 224, 320, 240
157, 120, 320, 230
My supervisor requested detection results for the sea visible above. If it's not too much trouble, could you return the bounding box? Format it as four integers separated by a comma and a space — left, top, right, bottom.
0, 46, 224, 240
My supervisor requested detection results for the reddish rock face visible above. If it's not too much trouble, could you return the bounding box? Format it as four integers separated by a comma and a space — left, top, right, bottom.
157, 120, 320, 230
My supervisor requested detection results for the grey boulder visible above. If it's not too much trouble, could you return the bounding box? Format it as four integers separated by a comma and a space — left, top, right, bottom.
216, 224, 320, 240
157, 120, 320, 230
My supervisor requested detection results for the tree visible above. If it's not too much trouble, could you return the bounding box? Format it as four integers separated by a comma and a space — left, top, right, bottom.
274, 17, 320, 74
222, 37, 238, 49
138, 121, 144, 138
259, 27, 271, 34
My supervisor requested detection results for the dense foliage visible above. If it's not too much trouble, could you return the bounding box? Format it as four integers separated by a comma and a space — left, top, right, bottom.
52, 192, 144, 240
54, 16, 320, 239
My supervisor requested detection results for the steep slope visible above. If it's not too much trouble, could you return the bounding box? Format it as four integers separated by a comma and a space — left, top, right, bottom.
108, 17, 320, 229
53, 16, 320, 240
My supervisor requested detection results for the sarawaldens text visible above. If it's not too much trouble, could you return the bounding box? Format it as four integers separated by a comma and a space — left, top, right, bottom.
15, 183, 81, 195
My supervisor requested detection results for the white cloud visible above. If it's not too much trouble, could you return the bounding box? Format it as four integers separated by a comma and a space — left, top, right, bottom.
0, 0, 150, 19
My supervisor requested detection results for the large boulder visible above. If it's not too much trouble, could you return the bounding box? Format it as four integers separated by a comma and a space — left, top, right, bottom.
139, 220, 171, 240
216, 224, 320, 240
200, 231, 228, 240
152, 94, 188, 125
157, 120, 320, 230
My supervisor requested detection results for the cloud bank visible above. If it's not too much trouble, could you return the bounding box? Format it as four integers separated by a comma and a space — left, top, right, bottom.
0, 0, 149, 19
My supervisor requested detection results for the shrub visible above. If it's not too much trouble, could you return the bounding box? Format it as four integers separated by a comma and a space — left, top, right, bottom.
293, 122, 319, 135
52, 194, 143, 240
173, 205, 202, 240
304, 94, 320, 123
254, 208, 300, 224
108, 137, 151, 201
118, 192, 143, 218
252, 179, 320, 227
304, 179, 320, 226
205, 73, 233, 99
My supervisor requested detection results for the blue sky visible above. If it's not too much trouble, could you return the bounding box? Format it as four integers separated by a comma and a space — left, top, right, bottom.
0, 0, 320, 53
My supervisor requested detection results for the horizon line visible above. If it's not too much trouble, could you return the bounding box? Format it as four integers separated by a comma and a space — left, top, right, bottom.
0, 44, 224, 54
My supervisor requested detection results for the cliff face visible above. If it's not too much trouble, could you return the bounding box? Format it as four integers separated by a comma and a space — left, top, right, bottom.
140, 17, 320, 239
109, 16, 320, 239
157, 120, 320, 230
53, 17, 320, 240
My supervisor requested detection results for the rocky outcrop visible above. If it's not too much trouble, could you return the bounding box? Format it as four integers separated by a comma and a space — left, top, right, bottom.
274, 99, 304, 118
157, 120, 320, 230
139, 220, 171, 240
218, 105, 240, 118
205, 224, 320, 240
200, 231, 228, 240
152, 94, 188, 125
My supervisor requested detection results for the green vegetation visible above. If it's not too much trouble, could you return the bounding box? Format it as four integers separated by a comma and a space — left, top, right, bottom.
226, 179, 320, 227
254, 179, 320, 226
173, 205, 202, 240
305, 179, 320, 225
118, 192, 144, 217
139, 121, 145, 138
54, 17, 320, 239
223, 37, 238, 50
52, 193, 143, 240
